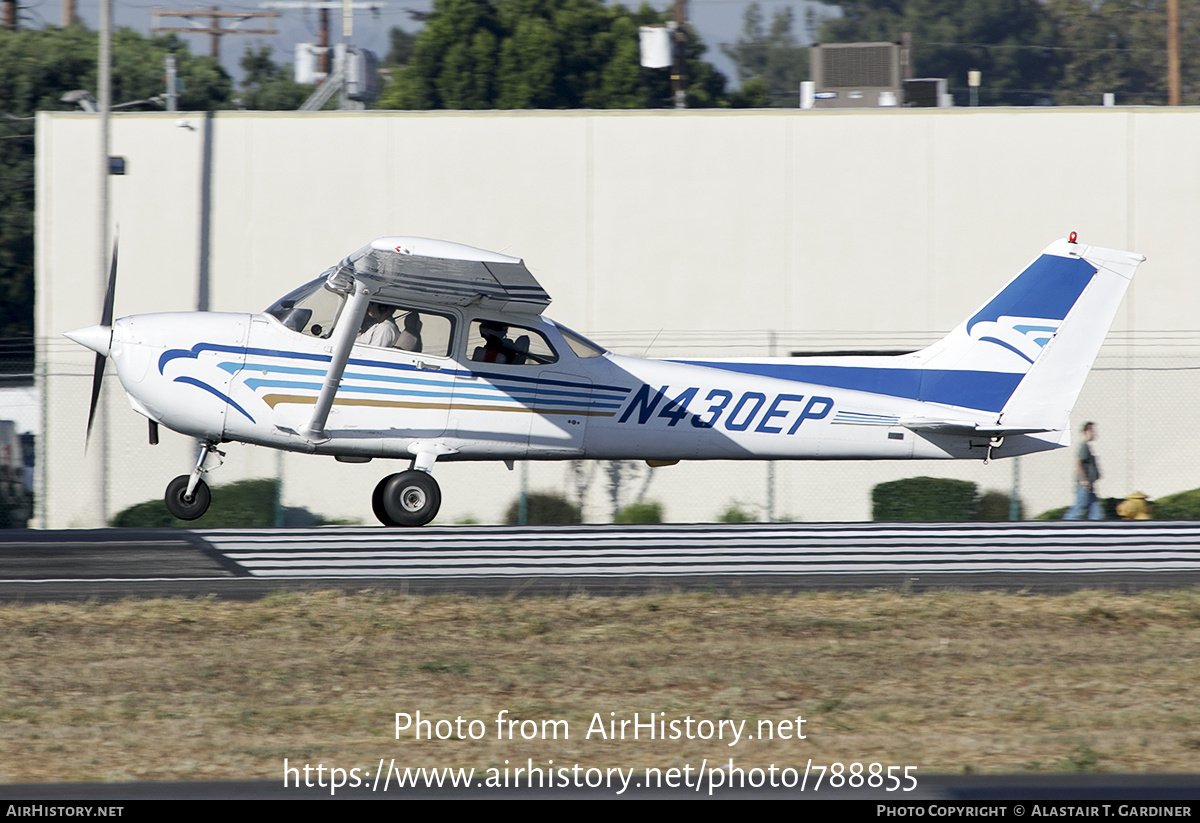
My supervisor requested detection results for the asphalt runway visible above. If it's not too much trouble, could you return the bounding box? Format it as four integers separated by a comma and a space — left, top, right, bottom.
2, 521, 1200, 601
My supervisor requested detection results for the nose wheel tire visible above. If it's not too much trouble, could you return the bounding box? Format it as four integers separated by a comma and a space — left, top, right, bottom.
165, 475, 211, 521
377, 470, 440, 527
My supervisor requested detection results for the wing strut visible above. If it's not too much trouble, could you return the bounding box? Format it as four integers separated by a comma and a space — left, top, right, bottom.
301, 284, 371, 442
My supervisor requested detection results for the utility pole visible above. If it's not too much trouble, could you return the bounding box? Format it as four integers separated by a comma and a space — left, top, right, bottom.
262, 2, 382, 84
2, 0, 17, 31
61, 0, 75, 26
1168, 0, 1180, 106
671, 0, 687, 108
164, 53, 179, 112
91, 0, 112, 527
151, 8, 279, 61
319, 6, 330, 74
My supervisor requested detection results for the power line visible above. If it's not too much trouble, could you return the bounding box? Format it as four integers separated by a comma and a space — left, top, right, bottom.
150, 8, 280, 60
921, 41, 1167, 56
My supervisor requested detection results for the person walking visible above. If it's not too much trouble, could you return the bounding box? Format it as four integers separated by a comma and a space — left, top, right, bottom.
1064, 421, 1103, 520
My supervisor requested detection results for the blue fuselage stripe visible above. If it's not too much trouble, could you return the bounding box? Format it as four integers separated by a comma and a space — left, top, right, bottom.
674, 362, 1022, 413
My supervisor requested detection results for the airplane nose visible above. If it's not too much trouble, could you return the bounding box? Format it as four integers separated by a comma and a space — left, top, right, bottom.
64, 324, 113, 357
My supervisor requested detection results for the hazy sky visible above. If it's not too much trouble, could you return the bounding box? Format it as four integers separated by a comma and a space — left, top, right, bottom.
37, 0, 836, 89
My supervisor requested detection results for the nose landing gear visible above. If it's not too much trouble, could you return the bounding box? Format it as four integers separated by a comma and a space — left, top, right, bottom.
165, 474, 211, 520
164, 441, 224, 521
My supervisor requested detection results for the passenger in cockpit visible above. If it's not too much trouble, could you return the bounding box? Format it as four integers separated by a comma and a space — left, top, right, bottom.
396, 311, 423, 352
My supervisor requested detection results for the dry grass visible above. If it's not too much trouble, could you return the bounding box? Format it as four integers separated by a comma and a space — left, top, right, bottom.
2, 589, 1199, 783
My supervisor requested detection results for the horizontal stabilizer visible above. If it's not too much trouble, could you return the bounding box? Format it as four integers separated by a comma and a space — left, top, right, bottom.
900, 417, 1051, 437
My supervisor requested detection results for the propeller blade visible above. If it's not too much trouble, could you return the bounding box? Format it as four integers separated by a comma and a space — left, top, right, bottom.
87, 234, 119, 442
101, 233, 118, 327
86, 350, 106, 439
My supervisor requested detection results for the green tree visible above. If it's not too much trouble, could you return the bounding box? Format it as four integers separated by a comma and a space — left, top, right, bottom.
0, 25, 232, 376
721, 3, 809, 106
1045, 0, 1200, 105
238, 45, 309, 110
379, 0, 499, 108
386, 26, 418, 66
111, 29, 232, 110
820, 0, 1200, 106
376, 0, 726, 109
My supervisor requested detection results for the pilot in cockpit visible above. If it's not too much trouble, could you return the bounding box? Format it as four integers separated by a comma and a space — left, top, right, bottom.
473, 321, 512, 363
472, 321, 530, 364
358, 302, 399, 348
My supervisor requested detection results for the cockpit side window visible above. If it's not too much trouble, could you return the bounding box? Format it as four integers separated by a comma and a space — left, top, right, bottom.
265, 276, 346, 340
467, 319, 558, 366
356, 302, 456, 357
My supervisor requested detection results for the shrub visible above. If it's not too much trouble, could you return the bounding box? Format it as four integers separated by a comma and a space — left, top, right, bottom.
504, 492, 581, 525
109, 478, 324, 528
716, 504, 755, 523
614, 501, 663, 524
1152, 488, 1200, 520
975, 490, 1024, 521
871, 477, 978, 521
1036, 506, 1069, 521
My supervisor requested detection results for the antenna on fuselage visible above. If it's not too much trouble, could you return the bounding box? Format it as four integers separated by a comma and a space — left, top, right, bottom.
641, 329, 663, 359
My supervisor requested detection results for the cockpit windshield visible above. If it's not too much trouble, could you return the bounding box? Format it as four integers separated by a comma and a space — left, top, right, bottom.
265, 273, 347, 339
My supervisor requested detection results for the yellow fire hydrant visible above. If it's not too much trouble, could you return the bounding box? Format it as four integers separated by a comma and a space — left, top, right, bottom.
1116, 492, 1153, 520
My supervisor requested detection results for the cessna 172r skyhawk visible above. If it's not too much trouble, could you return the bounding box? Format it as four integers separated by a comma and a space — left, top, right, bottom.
66, 233, 1143, 526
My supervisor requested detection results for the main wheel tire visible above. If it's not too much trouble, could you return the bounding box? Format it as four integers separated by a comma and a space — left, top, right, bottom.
165, 475, 211, 521
372, 474, 399, 526
381, 470, 441, 527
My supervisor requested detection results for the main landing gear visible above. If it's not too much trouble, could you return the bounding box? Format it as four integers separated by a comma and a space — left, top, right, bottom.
164, 441, 223, 521
372, 470, 441, 527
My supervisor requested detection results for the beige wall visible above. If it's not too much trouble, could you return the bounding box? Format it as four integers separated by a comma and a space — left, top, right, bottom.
36, 108, 1200, 528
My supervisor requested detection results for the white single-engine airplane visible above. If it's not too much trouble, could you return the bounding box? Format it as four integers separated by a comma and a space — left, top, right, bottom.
66, 233, 1143, 526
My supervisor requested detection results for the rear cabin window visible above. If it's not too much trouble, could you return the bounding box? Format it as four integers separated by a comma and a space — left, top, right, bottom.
467, 320, 558, 366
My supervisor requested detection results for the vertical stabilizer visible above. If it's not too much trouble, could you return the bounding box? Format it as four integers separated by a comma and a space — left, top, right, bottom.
909, 237, 1142, 428
998, 240, 1142, 431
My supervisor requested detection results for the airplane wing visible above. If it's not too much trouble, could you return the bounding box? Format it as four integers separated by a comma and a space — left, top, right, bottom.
343, 237, 551, 314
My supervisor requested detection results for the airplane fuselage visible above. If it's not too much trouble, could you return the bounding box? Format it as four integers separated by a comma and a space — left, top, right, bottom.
110, 307, 1058, 468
